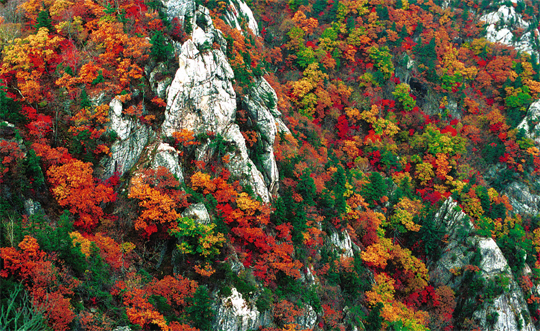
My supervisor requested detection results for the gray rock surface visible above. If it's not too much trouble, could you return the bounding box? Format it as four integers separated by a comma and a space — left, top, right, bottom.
223, 0, 259, 35
181, 202, 211, 224
472, 237, 534, 331
480, 3, 539, 60
328, 227, 360, 258
243, 77, 288, 196
147, 62, 174, 99
102, 98, 153, 178
151, 142, 184, 183
23, 199, 41, 216
518, 100, 540, 143
295, 304, 318, 330
213, 287, 271, 331
430, 199, 535, 331
503, 181, 540, 216
159, 1, 278, 202
223, 125, 271, 202
162, 39, 236, 137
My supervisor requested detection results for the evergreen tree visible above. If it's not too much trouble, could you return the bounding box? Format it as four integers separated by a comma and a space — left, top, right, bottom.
312, 0, 327, 16
365, 302, 384, 331
185, 15, 193, 35
399, 25, 408, 39
272, 196, 287, 225
0, 84, 23, 123
376, 5, 389, 20
35, 10, 52, 31
333, 165, 347, 216
150, 31, 173, 62
292, 205, 308, 244
297, 170, 316, 207
80, 88, 91, 109
187, 286, 214, 330
361, 172, 388, 208
390, 176, 414, 205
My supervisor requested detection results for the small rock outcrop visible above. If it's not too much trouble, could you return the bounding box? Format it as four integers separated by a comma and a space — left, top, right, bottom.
102, 98, 154, 178
328, 227, 360, 258
223, 0, 259, 35
503, 181, 540, 216
431, 199, 535, 331
480, 3, 539, 60
243, 77, 289, 196
181, 202, 211, 224
518, 100, 540, 143
213, 288, 271, 331
152, 142, 184, 182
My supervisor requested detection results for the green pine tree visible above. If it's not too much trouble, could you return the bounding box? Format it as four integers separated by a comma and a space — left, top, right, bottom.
297, 170, 316, 207
80, 89, 91, 109
187, 286, 214, 330
150, 31, 173, 62
35, 10, 53, 31
361, 172, 388, 209
333, 165, 347, 216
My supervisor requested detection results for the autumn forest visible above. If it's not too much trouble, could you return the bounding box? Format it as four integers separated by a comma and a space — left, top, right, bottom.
1, 0, 540, 330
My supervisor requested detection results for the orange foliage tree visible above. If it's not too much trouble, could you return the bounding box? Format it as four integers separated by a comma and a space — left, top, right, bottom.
0, 236, 79, 331
47, 159, 115, 231
128, 166, 189, 238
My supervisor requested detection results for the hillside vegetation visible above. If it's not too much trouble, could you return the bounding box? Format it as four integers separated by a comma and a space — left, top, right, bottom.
1, 0, 540, 330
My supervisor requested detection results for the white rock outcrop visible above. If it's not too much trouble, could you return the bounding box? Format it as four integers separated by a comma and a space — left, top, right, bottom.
151, 142, 184, 182
295, 304, 318, 330
503, 181, 540, 216
102, 98, 153, 177
181, 202, 211, 224
147, 62, 174, 99
518, 100, 540, 143
160, 0, 281, 202
431, 199, 535, 331
242, 77, 287, 196
223, 0, 259, 35
480, 4, 539, 60
329, 227, 360, 258
472, 237, 534, 331
223, 125, 272, 202
162, 39, 236, 137
213, 288, 271, 331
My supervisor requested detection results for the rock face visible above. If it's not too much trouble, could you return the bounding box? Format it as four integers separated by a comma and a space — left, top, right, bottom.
471, 238, 533, 331
431, 199, 535, 331
518, 100, 540, 143
147, 62, 175, 100
479, 3, 539, 60
102, 0, 285, 203
495, 100, 540, 216
328, 227, 360, 258
213, 288, 271, 331
223, 0, 259, 35
161, 38, 235, 137
181, 202, 211, 224
243, 77, 289, 196
158, 0, 282, 202
152, 142, 184, 182
223, 125, 272, 202
295, 304, 318, 330
503, 181, 540, 216
102, 98, 154, 178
